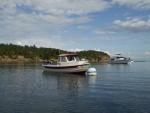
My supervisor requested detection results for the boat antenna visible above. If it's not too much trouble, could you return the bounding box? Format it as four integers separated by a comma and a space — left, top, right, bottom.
59, 49, 60, 55
58, 31, 61, 55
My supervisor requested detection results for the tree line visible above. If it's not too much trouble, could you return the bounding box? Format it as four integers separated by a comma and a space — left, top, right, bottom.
0, 43, 109, 62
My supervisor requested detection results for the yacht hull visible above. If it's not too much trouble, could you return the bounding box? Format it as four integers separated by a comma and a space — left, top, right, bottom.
109, 60, 130, 64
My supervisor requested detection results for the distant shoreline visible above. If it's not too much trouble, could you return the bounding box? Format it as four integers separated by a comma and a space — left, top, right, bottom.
0, 58, 44, 63
0, 57, 109, 63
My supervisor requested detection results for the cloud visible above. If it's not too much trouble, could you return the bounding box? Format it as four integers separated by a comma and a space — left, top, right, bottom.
27, 0, 110, 15
16, 40, 23, 46
92, 16, 150, 34
0, 12, 92, 37
94, 48, 101, 52
77, 25, 91, 30
0, 0, 111, 41
0, 0, 110, 16
111, 17, 150, 32
93, 29, 115, 34
70, 48, 85, 52
105, 51, 110, 55
145, 52, 150, 56
92, 17, 150, 34
112, 0, 150, 10
14, 36, 63, 48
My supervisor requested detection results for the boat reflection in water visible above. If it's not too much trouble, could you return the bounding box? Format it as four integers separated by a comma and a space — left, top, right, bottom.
42, 71, 91, 97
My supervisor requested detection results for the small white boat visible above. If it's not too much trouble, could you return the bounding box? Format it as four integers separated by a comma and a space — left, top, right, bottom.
108, 54, 131, 64
42, 54, 90, 75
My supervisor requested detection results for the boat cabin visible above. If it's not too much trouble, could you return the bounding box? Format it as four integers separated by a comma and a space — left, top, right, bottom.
57, 54, 80, 63
110, 54, 129, 61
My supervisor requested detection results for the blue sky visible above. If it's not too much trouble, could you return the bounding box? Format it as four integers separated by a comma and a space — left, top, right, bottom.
0, 0, 150, 60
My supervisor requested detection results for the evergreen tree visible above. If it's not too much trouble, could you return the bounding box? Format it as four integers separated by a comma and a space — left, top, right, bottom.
0, 43, 110, 62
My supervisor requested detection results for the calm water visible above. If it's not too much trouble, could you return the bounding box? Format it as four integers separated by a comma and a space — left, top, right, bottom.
0, 62, 150, 113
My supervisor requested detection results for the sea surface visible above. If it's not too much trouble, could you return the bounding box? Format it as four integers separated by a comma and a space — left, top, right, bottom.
0, 62, 150, 113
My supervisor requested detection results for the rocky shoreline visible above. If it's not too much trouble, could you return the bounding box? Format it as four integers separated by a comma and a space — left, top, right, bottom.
0, 55, 109, 63
0, 56, 43, 63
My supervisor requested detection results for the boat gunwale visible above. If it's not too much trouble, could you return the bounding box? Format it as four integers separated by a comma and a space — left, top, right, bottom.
42, 63, 90, 68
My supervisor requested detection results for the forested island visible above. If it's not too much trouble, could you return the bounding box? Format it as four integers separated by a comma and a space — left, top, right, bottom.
0, 43, 110, 63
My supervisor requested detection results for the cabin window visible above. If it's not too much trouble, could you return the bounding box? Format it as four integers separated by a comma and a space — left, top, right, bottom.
67, 56, 75, 61
58, 56, 61, 62
75, 56, 80, 61
61, 56, 67, 62
66, 56, 80, 61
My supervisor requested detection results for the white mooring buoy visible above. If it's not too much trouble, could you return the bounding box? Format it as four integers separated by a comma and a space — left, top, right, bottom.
85, 68, 97, 76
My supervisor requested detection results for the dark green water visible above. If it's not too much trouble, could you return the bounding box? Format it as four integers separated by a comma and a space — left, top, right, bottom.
0, 62, 150, 113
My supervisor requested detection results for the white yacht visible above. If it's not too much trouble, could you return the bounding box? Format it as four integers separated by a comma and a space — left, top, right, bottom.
108, 54, 131, 64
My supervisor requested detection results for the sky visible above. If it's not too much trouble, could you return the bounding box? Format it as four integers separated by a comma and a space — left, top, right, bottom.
0, 0, 150, 61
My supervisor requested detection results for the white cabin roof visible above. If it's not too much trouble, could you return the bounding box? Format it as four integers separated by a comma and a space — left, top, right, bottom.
58, 54, 78, 57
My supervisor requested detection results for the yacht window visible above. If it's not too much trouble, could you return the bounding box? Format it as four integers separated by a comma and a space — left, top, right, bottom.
111, 58, 114, 61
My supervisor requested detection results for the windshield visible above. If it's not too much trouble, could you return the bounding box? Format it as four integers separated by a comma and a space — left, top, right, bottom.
58, 56, 67, 62
67, 56, 80, 61
75, 56, 80, 61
